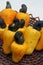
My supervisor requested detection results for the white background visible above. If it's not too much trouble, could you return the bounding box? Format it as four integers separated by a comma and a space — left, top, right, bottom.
0, 0, 43, 20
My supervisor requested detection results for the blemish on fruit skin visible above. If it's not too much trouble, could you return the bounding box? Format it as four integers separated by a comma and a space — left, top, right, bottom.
30, 41, 32, 43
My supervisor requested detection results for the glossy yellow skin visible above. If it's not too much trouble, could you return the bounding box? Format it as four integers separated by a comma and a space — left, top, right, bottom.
24, 26, 40, 54
10, 27, 27, 62
0, 28, 5, 40
36, 28, 43, 51
2, 26, 26, 54
2, 29, 16, 54
0, 25, 8, 40
11, 41, 27, 62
